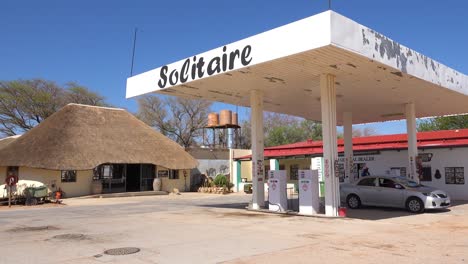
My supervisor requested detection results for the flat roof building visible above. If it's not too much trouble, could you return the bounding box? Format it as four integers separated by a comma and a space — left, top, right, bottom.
234, 129, 468, 200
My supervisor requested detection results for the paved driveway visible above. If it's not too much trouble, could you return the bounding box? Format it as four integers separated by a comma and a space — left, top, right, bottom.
0, 193, 467, 264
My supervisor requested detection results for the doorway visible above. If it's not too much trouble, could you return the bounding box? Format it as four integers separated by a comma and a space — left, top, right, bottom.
126, 164, 141, 192
353, 163, 367, 181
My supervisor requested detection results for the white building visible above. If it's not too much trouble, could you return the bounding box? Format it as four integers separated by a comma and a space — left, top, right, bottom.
234, 129, 468, 200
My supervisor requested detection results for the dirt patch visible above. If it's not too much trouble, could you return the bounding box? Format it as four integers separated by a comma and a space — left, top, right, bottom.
329, 246, 352, 251
0, 203, 66, 211
360, 242, 396, 251
51, 233, 87, 241
7, 225, 59, 232
415, 219, 468, 233
297, 233, 323, 239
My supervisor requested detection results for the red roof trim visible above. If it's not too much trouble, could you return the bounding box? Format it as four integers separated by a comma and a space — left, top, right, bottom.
236, 129, 468, 160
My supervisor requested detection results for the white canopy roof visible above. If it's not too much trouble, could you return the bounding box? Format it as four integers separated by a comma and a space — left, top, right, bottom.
126, 11, 468, 125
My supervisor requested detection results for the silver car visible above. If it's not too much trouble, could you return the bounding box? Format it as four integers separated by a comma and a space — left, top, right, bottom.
340, 176, 451, 213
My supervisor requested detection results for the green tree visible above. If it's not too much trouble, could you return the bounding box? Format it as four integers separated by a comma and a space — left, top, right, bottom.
64, 83, 107, 106
245, 112, 377, 147
300, 119, 323, 141
417, 115, 468, 131
265, 123, 305, 147
0, 79, 108, 136
236, 112, 324, 148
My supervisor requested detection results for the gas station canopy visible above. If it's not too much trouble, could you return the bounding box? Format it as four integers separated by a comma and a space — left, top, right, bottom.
126, 11, 468, 125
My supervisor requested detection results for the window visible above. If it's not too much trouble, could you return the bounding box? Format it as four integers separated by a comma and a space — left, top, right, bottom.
102, 165, 112, 178
169, 170, 179, 179
445, 167, 464, 185
379, 178, 397, 188
337, 163, 345, 182
390, 167, 406, 177
357, 177, 377, 187
61, 170, 77, 182
420, 166, 432, 182
6, 166, 19, 178
141, 165, 156, 191
290, 164, 299, 180
400, 167, 407, 177
264, 165, 270, 179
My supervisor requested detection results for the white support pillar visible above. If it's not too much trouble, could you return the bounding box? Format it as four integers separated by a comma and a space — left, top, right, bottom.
343, 112, 354, 183
405, 103, 419, 182
250, 90, 265, 209
320, 74, 340, 217
269, 159, 279, 171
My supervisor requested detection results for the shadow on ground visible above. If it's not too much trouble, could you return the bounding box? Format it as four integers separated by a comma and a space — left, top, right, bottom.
198, 198, 460, 221
199, 203, 249, 210
345, 206, 451, 220
448, 200, 468, 207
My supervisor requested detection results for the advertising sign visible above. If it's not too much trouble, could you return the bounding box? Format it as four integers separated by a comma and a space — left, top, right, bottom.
157, 170, 169, 178
126, 12, 331, 98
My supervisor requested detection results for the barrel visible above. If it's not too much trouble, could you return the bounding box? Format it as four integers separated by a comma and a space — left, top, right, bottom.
219, 110, 232, 125
207, 113, 219, 127
153, 178, 162, 191
231, 112, 238, 126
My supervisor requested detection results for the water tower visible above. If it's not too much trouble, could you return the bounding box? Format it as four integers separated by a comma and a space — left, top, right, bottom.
203, 110, 241, 149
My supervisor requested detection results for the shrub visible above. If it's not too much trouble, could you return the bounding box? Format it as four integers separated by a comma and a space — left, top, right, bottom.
213, 174, 227, 187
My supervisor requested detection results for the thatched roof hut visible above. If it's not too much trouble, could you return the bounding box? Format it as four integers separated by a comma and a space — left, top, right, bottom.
0, 135, 20, 151
0, 104, 198, 170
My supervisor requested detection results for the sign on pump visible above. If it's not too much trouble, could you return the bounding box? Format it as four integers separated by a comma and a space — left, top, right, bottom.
299, 170, 320, 215
268, 170, 287, 212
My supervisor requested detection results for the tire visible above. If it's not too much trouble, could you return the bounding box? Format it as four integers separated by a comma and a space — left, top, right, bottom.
346, 194, 361, 209
406, 197, 424, 214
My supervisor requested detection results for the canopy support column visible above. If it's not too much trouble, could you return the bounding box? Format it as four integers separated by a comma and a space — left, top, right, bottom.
269, 159, 279, 171
250, 89, 265, 209
405, 103, 419, 182
320, 74, 339, 217
343, 112, 354, 183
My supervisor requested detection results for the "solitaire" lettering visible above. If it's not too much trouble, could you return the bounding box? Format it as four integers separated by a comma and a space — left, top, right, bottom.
158, 45, 252, 89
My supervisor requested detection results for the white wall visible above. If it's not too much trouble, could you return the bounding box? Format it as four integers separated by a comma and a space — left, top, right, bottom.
339, 148, 468, 200
0, 166, 94, 197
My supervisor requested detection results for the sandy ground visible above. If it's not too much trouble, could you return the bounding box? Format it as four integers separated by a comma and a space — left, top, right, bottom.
0, 193, 467, 264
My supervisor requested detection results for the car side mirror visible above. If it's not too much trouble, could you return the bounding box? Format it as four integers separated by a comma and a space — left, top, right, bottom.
394, 184, 403, 189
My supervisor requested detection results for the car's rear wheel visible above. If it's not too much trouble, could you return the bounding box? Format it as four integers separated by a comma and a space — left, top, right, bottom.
346, 194, 361, 209
406, 197, 424, 213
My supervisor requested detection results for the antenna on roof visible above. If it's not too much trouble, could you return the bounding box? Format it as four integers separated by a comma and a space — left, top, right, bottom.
328, 0, 332, 10
130, 27, 138, 77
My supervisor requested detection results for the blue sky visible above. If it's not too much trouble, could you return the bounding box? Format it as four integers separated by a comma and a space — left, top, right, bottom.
1, 0, 467, 135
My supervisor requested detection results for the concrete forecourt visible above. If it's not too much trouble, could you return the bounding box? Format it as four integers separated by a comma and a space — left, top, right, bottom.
0, 194, 467, 263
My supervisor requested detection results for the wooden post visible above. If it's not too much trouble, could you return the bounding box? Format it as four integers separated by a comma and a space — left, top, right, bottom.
8, 186, 11, 208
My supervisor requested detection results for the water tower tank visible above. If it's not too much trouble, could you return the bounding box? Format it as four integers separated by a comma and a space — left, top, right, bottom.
207, 113, 219, 127
219, 110, 232, 125
231, 112, 238, 126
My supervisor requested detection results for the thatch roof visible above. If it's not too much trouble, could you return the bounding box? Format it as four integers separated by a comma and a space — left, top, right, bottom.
0, 104, 198, 170
0, 135, 20, 151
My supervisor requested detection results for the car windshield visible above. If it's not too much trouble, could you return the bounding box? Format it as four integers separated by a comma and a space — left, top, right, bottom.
395, 177, 421, 188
